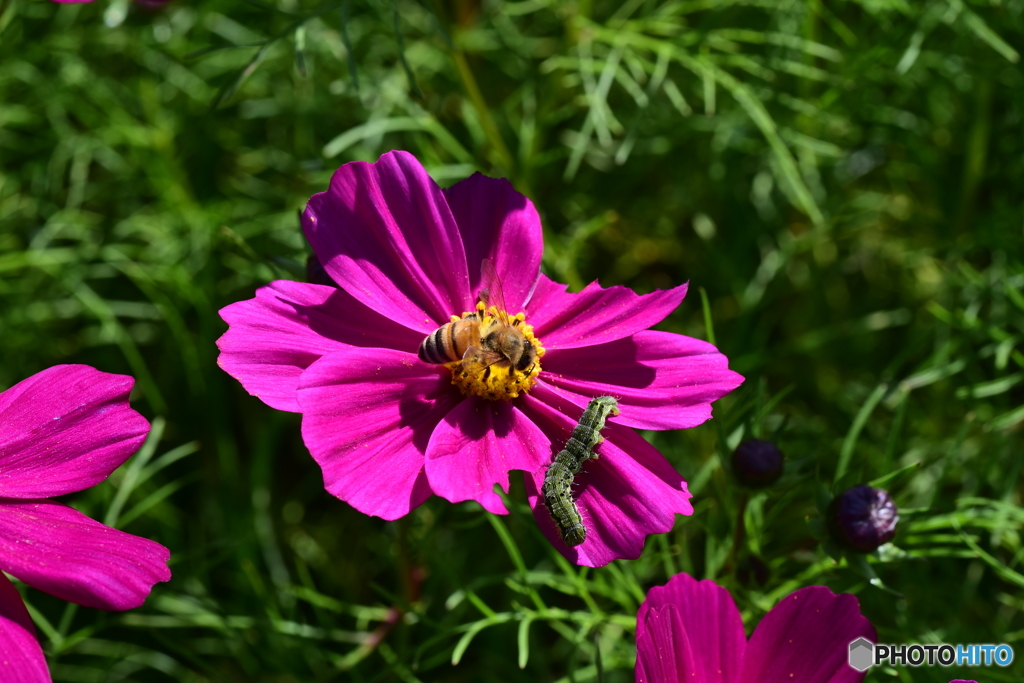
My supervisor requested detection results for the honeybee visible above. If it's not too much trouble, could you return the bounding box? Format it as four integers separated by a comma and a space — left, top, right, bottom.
417, 260, 538, 375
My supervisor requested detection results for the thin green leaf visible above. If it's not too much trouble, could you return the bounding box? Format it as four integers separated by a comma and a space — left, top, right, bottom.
215, 42, 275, 108
341, 1, 360, 90
950, 0, 1020, 63
699, 286, 716, 346
517, 614, 534, 668
836, 384, 887, 482
452, 616, 508, 665
392, 0, 422, 97
991, 403, 1024, 431
869, 461, 920, 489
104, 417, 166, 527
294, 25, 307, 77
322, 116, 472, 162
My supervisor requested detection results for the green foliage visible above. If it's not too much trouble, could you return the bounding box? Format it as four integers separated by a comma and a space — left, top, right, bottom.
2, 0, 1024, 680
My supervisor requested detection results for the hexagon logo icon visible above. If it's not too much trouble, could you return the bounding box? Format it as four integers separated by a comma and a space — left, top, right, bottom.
848, 637, 874, 672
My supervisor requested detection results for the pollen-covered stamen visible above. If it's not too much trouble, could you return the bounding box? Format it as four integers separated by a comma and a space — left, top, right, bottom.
446, 302, 545, 401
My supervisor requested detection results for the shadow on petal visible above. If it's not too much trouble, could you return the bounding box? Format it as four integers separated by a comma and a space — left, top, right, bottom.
424, 398, 551, 514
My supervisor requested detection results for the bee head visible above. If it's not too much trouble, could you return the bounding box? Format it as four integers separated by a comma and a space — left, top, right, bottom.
516, 339, 536, 372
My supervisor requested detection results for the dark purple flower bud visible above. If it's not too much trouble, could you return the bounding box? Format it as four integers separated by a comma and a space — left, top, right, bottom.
731, 439, 784, 488
828, 485, 898, 553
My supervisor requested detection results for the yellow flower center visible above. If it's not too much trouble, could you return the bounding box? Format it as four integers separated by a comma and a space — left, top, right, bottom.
446, 302, 545, 401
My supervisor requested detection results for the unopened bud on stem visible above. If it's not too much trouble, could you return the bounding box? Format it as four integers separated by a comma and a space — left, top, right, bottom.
828, 484, 898, 553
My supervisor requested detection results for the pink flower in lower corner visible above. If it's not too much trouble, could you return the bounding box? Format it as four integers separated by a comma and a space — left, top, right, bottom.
636, 573, 876, 683
217, 150, 743, 567
0, 365, 171, 683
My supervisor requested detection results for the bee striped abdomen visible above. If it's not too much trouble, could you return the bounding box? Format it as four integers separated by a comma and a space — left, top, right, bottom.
418, 324, 458, 364
418, 313, 481, 365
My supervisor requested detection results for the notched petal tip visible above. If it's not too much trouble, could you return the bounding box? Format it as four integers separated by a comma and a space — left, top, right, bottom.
444, 172, 543, 312
302, 151, 472, 329
424, 399, 550, 512
0, 365, 150, 499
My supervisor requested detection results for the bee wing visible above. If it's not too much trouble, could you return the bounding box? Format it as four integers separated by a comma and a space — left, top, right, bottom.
461, 345, 506, 374
479, 259, 512, 325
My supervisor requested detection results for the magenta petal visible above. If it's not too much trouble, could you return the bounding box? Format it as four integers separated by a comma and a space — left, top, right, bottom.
0, 574, 51, 683
297, 348, 463, 520
425, 398, 551, 514
303, 150, 472, 332
526, 276, 688, 350
539, 331, 744, 430
0, 499, 170, 611
443, 173, 543, 311
521, 395, 692, 567
740, 586, 876, 683
217, 280, 424, 412
636, 573, 746, 683
635, 604, 699, 683
0, 365, 150, 499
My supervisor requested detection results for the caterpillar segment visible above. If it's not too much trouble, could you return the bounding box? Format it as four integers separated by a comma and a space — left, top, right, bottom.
542, 397, 620, 547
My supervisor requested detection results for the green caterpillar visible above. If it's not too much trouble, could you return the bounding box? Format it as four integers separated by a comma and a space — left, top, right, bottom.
542, 396, 620, 547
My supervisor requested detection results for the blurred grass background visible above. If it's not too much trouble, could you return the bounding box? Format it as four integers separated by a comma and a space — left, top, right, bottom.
1, 0, 1024, 680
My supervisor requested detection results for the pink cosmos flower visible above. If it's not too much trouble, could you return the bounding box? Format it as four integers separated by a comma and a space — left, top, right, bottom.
0, 365, 172, 683
636, 573, 876, 683
217, 150, 743, 567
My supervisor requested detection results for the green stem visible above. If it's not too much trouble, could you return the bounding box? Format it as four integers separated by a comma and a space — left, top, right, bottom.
451, 50, 516, 176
